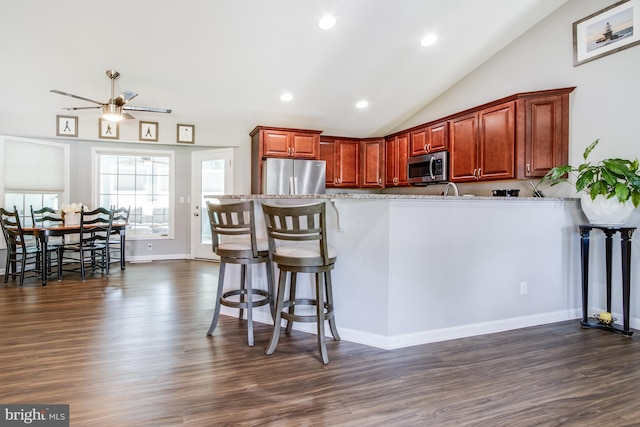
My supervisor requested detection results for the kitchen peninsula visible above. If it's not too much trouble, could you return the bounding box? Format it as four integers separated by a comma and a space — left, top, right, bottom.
210, 194, 584, 349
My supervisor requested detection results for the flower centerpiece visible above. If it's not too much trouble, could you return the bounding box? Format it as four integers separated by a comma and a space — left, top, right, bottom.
59, 202, 87, 226
541, 139, 640, 225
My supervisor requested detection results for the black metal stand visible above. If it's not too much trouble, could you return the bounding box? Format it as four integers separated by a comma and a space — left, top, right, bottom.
579, 225, 635, 336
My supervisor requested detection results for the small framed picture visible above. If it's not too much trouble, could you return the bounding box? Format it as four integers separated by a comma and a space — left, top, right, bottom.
56, 115, 78, 137
99, 118, 119, 140
573, 0, 640, 66
139, 121, 159, 142
177, 124, 195, 144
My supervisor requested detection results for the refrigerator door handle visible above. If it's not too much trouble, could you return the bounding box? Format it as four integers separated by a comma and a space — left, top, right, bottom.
289, 176, 295, 195
293, 177, 298, 195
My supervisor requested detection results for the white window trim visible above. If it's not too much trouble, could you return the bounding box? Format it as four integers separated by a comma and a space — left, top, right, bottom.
92, 146, 176, 241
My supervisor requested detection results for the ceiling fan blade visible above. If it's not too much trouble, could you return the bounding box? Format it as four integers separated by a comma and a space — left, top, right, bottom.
50, 90, 104, 106
123, 105, 172, 114
63, 106, 101, 111
117, 91, 138, 104
123, 112, 136, 120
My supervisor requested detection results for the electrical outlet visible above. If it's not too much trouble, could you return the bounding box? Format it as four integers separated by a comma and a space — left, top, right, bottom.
147, 243, 153, 251
520, 281, 528, 295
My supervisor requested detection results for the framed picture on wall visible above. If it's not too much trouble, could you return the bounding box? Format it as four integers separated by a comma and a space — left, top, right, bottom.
177, 124, 195, 144
139, 121, 158, 142
99, 118, 119, 140
573, 0, 640, 66
56, 115, 78, 137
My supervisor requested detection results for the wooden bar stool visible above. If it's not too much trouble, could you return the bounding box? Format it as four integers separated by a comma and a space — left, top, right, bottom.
261, 202, 340, 364
205, 201, 274, 346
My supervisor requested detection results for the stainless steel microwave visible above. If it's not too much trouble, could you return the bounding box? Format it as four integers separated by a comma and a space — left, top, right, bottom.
407, 151, 449, 185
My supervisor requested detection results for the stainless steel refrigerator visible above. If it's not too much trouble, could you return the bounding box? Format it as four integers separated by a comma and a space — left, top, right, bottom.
262, 158, 326, 195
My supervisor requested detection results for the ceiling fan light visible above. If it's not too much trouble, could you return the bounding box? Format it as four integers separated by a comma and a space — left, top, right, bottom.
102, 104, 124, 121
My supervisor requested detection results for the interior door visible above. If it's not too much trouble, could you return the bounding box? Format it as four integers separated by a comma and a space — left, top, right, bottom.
191, 148, 234, 260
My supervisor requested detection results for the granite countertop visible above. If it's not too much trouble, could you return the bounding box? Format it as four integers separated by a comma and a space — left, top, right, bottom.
211, 193, 576, 202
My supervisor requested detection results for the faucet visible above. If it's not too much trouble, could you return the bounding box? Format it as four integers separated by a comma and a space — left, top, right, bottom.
443, 182, 459, 197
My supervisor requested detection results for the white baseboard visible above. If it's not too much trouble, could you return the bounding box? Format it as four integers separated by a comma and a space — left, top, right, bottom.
216, 307, 599, 350
126, 254, 189, 263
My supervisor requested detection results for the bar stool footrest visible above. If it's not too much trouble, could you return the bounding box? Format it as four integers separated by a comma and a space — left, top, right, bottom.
220, 288, 271, 309
281, 298, 335, 323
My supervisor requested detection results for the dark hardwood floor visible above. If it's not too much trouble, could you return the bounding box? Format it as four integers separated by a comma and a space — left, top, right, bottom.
1, 260, 640, 426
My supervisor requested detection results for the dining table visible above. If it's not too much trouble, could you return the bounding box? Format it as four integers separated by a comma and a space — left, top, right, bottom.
22, 223, 127, 286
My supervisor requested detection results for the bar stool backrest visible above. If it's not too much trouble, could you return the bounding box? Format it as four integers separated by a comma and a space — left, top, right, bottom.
261, 202, 333, 267
206, 201, 260, 259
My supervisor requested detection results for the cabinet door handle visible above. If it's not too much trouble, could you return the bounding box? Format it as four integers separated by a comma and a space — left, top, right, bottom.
477, 168, 482, 180
473, 168, 477, 179
291, 147, 295, 156
423, 144, 427, 152
427, 144, 431, 152
527, 163, 531, 174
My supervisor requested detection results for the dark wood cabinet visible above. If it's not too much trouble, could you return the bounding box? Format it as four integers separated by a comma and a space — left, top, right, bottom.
319, 137, 359, 188
385, 133, 409, 186
478, 101, 515, 181
361, 138, 384, 188
449, 113, 479, 181
262, 129, 318, 158
450, 102, 515, 182
516, 89, 571, 179
410, 121, 448, 156
250, 126, 322, 193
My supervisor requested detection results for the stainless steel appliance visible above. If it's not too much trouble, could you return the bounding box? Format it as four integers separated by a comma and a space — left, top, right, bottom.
407, 151, 449, 185
262, 158, 326, 194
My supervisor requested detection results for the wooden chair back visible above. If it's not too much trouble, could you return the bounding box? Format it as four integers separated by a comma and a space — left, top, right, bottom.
206, 201, 260, 259
261, 202, 333, 267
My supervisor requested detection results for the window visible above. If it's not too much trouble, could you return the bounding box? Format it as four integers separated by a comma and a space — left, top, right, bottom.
94, 148, 174, 239
4, 192, 60, 227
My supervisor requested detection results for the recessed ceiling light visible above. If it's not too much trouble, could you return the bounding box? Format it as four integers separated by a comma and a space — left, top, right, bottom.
280, 93, 293, 102
420, 33, 438, 47
356, 100, 368, 109
319, 15, 336, 30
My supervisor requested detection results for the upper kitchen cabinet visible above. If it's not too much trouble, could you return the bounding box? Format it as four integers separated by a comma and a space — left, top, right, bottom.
319, 136, 360, 188
385, 132, 409, 186
361, 138, 385, 188
448, 87, 574, 183
256, 127, 321, 159
515, 88, 573, 179
250, 126, 322, 193
450, 102, 515, 182
410, 121, 448, 157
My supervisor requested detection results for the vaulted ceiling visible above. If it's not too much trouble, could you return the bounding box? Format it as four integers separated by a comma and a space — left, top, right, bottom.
1, 0, 568, 139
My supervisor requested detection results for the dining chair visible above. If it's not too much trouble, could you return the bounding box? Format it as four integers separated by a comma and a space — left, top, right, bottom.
261, 202, 340, 364
1, 206, 58, 286
30, 206, 64, 274
109, 206, 130, 269
59, 207, 114, 280
205, 200, 274, 346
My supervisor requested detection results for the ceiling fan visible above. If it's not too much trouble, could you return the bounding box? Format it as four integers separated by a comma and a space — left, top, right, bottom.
50, 70, 172, 121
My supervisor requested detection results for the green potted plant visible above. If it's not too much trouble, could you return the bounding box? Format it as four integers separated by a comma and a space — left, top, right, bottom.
541, 139, 640, 225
